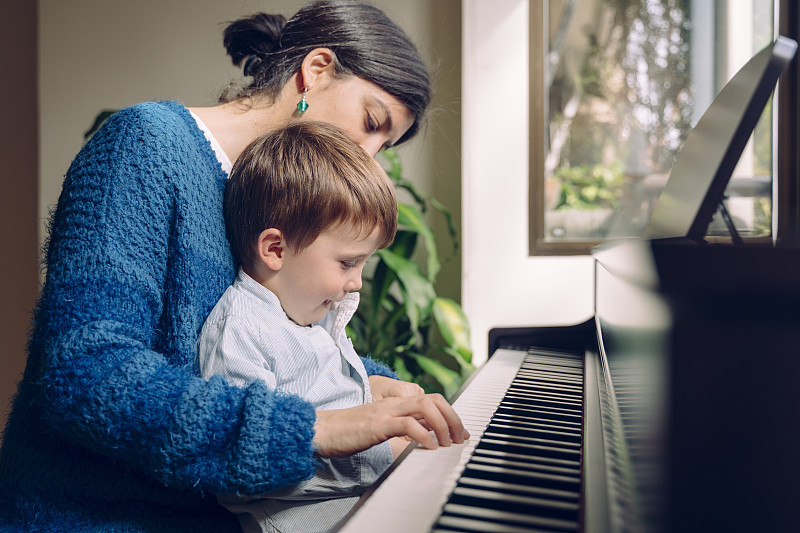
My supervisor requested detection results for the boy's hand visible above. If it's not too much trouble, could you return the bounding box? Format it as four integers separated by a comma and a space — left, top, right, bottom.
368, 375, 424, 400
313, 394, 470, 458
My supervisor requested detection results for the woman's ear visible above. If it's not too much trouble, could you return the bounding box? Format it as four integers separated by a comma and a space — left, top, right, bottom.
257, 228, 286, 271
298, 47, 337, 92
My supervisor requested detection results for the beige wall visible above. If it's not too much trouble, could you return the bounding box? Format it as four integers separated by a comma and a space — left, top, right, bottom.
0, 1, 461, 428
1, 3, 39, 434
37, 0, 460, 299
461, 0, 594, 365
38, 1, 461, 256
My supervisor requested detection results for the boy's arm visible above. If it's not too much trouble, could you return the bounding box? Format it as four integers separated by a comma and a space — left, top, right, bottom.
197, 314, 278, 389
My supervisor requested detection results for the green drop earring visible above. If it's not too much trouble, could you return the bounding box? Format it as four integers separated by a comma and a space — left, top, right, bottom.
297, 87, 309, 114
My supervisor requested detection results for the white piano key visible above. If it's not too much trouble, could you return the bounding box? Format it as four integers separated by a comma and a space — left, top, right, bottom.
336, 350, 527, 533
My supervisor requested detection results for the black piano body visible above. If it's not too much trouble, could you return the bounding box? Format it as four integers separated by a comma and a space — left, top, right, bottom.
488, 238, 800, 532
336, 239, 800, 533
335, 37, 800, 533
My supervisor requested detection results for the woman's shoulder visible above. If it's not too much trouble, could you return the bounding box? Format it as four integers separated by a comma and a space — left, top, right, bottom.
83, 100, 212, 170
108, 100, 194, 135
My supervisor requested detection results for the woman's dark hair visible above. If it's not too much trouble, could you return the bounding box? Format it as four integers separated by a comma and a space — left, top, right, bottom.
221, 0, 431, 145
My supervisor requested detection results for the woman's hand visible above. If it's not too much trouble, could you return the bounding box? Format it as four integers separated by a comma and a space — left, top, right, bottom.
368, 375, 425, 400
313, 394, 470, 458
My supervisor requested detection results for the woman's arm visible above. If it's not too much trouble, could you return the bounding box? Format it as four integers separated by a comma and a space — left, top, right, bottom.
32, 104, 316, 495
361, 356, 397, 379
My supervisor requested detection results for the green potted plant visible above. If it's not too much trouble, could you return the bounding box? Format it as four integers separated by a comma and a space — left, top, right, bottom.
349, 149, 473, 399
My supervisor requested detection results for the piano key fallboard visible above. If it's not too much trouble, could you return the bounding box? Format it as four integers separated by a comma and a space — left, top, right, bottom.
335, 347, 585, 533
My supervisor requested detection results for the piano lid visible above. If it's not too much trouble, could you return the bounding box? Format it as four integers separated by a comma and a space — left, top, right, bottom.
644, 36, 797, 243
604, 36, 797, 243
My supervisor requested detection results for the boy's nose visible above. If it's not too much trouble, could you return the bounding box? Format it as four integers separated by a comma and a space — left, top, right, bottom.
346, 274, 363, 292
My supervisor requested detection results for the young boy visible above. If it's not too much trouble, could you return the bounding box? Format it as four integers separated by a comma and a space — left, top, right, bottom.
196, 121, 401, 533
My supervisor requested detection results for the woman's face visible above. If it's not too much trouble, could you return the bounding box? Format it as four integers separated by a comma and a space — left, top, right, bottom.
300, 77, 415, 157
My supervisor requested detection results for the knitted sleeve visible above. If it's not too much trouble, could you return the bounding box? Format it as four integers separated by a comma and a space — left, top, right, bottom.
361, 356, 398, 379
31, 103, 316, 495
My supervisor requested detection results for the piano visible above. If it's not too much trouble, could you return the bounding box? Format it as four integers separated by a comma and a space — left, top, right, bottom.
334, 37, 800, 533
335, 240, 800, 533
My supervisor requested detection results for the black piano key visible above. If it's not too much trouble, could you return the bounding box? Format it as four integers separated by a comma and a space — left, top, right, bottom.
477, 436, 581, 463
505, 388, 581, 401
493, 403, 582, 424
432, 515, 557, 533
503, 383, 580, 396
446, 486, 579, 522
492, 412, 582, 431
521, 355, 582, 367
509, 377, 581, 389
479, 437, 580, 462
461, 463, 580, 493
492, 413, 581, 429
510, 377, 582, 390
437, 503, 578, 532
512, 374, 582, 386
486, 422, 581, 444
430, 349, 584, 533
484, 421, 578, 439
457, 476, 579, 502
468, 450, 580, 476
508, 386, 581, 398
514, 375, 581, 387
502, 393, 581, 407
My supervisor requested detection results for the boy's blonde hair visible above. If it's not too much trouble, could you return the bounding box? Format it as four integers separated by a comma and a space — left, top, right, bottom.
225, 121, 398, 268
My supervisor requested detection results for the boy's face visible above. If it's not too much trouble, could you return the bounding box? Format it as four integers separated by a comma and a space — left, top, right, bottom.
275, 223, 382, 326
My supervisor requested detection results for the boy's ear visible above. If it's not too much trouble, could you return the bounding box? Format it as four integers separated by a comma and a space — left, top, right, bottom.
257, 228, 285, 271
297, 47, 336, 91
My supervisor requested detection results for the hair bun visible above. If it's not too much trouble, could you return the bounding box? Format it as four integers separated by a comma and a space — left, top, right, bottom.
223, 13, 288, 67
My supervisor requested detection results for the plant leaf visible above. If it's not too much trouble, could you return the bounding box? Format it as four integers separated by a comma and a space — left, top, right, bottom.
376, 248, 435, 330
409, 353, 462, 400
389, 230, 418, 259
398, 203, 440, 280
394, 178, 458, 261
381, 147, 404, 183
84, 109, 117, 142
424, 195, 459, 262
432, 297, 472, 363
438, 345, 477, 376
392, 355, 414, 382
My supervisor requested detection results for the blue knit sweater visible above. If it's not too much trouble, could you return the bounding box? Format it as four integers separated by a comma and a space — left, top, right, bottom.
0, 101, 395, 532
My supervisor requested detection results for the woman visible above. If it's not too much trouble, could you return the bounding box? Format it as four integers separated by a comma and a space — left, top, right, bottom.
0, 2, 467, 531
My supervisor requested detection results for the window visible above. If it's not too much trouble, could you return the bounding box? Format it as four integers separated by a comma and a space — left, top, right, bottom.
529, 0, 789, 254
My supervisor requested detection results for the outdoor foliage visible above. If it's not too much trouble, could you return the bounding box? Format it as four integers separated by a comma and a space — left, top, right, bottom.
552, 162, 626, 211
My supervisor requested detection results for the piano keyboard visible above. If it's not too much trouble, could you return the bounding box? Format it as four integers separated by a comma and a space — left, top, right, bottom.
335, 347, 584, 533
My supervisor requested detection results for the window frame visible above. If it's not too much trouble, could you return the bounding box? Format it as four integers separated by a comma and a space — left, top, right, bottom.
529, 0, 800, 255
